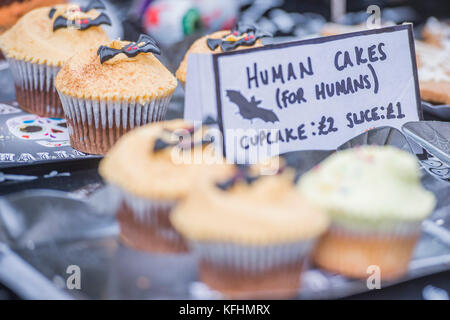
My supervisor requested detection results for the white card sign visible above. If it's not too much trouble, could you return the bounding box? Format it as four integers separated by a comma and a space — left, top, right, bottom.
185, 25, 421, 162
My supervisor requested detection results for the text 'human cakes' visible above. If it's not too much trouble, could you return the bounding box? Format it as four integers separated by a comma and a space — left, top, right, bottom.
55, 34, 178, 155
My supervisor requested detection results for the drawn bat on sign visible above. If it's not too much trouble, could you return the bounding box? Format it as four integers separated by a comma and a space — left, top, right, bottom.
53, 12, 111, 31
97, 34, 161, 64
226, 90, 279, 123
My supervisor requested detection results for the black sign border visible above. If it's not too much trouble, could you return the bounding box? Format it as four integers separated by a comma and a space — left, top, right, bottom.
212, 24, 422, 158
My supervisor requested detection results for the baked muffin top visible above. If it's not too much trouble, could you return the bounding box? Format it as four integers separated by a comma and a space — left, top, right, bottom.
0, 5, 110, 66
170, 166, 329, 245
298, 146, 436, 229
55, 37, 177, 103
99, 119, 233, 200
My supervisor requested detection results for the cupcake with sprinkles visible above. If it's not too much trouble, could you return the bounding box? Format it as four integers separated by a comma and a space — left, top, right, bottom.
298, 145, 436, 280
55, 34, 177, 154
99, 119, 233, 253
170, 164, 329, 298
0, 1, 111, 117
176, 23, 270, 87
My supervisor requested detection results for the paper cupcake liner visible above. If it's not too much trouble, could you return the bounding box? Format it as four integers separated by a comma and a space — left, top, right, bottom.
313, 223, 422, 280
190, 240, 315, 298
7, 57, 64, 118
57, 92, 171, 154
114, 186, 187, 253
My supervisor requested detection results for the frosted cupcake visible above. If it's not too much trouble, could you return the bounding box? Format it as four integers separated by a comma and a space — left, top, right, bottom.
0, 0, 66, 34
0, 2, 110, 117
99, 119, 232, 253
171, 166, 329, 298
176, 24, 269, 87
55, 35, 177, 154
298, 146, 436, 280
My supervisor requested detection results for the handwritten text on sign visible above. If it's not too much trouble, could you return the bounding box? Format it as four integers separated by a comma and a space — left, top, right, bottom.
213, 25, 420, 162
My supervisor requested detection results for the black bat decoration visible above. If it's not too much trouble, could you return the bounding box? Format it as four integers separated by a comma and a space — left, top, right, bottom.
53, 12, 111, 31
49, 0, 106, 19
153, 137, 212, 152
216, 165, 260, 191
97, 34, 161, 64
207, 23, 271, 52
152, 125, 213, 152
226, 90, 279, 123
81, 0, 106, 12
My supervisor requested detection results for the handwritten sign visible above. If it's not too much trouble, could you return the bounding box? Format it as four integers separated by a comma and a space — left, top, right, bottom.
185, 25, 421, 162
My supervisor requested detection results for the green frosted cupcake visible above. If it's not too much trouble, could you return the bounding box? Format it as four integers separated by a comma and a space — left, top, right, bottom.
298, 145, 436, 280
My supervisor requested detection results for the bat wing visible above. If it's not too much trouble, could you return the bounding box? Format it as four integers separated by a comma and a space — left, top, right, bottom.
49, 7, 57, 18
137, 34, 157, 46
82, 0, 106, 12
137, 34, 161, 55
256, 30, 272, 39
88, 12, 112, 28
237, 23, 256, 34
253, 106, 279, 123
226, 90, 252, 115
226, 90, 263, 121
53, 16, 68, 31
97, 46, 121, 64
207, 38, 222, 51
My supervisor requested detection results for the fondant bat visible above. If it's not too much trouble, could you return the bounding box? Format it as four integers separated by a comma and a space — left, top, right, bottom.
152, 124, 212, 152
207, 23, 271, 52
53, 12, 111, 31
97, 34, 161, 64
49, 0, 106, 19
216, 165, 260, 191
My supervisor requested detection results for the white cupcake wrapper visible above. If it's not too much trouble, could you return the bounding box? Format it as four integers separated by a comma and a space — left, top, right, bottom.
57, 91, 172, 153
191, 240, 316, 273
330, 220, 423, 238
115, 186, 179, 243
7, 57, 63, 116
8, 58, 60, 92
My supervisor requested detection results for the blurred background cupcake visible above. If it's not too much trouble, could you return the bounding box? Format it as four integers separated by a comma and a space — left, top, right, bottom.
99, 119, 233, 253
175, 23, 269, 87
0, 2, 111, 117
298, 146, 436, 280
55, 34, 177, 154
0, 0, 66, 35
171, 165, 329, 298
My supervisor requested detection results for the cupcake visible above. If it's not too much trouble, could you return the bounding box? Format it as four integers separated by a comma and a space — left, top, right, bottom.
415, 40, 450, 105
298, 146, 436, 280
0, 0, 66, 34
99, 119, 232, 253
170, 165, 329, 298
176, 24, 269, 87
55, 34, 177, 154
422, 17, 449, 48
0, 2, 110, 117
